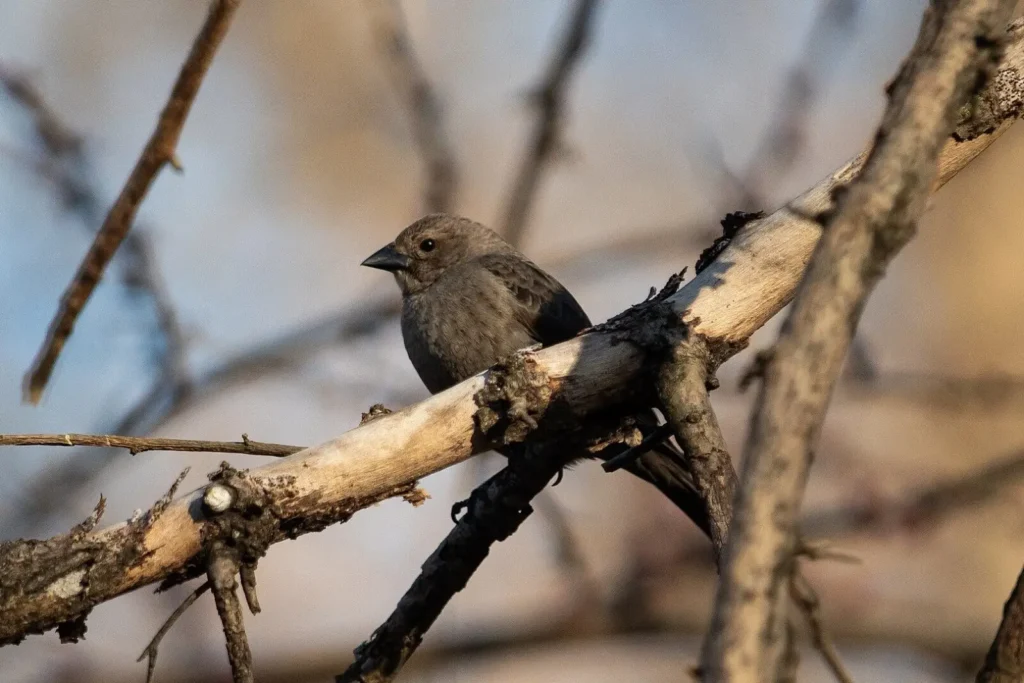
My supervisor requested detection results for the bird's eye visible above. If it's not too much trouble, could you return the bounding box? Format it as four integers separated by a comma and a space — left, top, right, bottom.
419, 238, 436, 253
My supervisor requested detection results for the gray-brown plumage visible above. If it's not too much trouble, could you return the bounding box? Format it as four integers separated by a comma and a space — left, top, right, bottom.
362, 213, 708, 532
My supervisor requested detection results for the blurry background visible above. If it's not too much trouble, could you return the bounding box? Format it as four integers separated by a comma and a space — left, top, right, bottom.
1, 1, 1023, 681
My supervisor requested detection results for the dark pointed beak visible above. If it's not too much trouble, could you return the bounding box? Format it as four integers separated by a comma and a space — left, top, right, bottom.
361, 243, 410, 272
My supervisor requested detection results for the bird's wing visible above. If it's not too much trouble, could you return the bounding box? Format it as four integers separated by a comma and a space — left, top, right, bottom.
475, 253, 591, 346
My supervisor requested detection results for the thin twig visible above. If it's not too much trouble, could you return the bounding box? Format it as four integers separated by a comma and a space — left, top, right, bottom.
499, 0, 601, 246
208, 544, 254, 683
23, 0, 243, 403
366, 0, 457, 213
0, 433, 302, 457
137, 581, 212, 683
791, 570, 856, 683
703, 2, 1017, 681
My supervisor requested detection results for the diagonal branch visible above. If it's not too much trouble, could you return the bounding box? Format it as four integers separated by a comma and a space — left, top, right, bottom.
702, 2, 1019, 682
366, 0, 457, 214
499, 0, 601, 246
23, 0, 243, 403
1, 18, 1022, 647
977, 564, 1024, 683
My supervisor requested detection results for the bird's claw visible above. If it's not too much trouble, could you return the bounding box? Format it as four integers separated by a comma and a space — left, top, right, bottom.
551, 467, 564, 486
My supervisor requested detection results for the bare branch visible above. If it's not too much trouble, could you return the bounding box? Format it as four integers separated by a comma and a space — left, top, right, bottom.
207, 544, 254, 683
803, 446, 1024, 538
703, 3, 1018, 681
791, 571, 856, 683
337, 443, 568, 683
366, 0, 457, 213
0, 433, 301, 457
499, 0, 601, 246
23, 0, 243, 403
1, 17, 1021, 647
656, 335, 737, 564
977, 564, 1024, 683
137, 581, 211, 683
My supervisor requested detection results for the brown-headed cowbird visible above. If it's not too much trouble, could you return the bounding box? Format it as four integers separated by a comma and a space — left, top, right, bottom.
362, 213, 707, 532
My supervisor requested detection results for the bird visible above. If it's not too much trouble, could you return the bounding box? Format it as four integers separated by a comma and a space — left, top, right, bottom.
361, 213, 708, 533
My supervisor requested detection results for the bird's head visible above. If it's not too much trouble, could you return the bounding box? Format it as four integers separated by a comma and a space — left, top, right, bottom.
361, 214, 512, 295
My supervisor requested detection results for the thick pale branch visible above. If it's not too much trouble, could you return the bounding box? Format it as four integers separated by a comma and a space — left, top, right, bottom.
703, 3, 1019, 682
1, 18, 1022, 647
23, 0, 242, 403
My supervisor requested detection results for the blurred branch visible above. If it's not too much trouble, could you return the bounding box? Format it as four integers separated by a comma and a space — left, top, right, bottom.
499, 0, 601, 246
0, 433, 301, 457
704, 3, 1017, 681
741, 0, 863, 205
23, 0, 242, 404
1, 13, 1021, 651
791, 570, 856, 683
977, 564, 1024, 683
366, 0, 457, 213
803, 446, 1024, 538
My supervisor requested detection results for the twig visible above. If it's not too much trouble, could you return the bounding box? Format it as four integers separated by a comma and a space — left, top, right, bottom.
977, 564, 1024, 682
137, 581, 212, 683
336, 444, 567, 683
499, 0, 601, 246
791, 570, 856, 683
366, 0, 457, 213
207, 543, 254, 683
23, 0, 243, 403
0, 433, 302, 457
703, 2, 1017, 681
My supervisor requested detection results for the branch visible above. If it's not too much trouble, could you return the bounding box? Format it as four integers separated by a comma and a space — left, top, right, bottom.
0, 433, 301, 457
977, 564, 1024, 683
207, 543, 254, 683
656, 335, 737, 564
803, 446, 1024, 538
1, 17, 1022, 647
23, 0, 242, 403
337, 442, 568, 682
366, 0, 457, 214
703, 2, 1018, 681
499, 0, 601, 246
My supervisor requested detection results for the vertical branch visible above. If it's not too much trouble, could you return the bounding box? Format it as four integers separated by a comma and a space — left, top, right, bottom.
702, 2, 1016, 681
24, 0, 243, 403
499, 0, 601, 247
655, 335, 737, 564
208, 544, 255, 683
366, 0, 457, 214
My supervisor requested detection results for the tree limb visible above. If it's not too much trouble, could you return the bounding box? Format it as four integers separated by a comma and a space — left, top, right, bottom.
702, 3, 1018, 682
1, 16, 1022, 648
23, 0, 242, 403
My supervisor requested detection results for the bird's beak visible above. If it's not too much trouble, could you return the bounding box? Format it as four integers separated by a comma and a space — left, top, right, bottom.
361, 243, 410, 272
